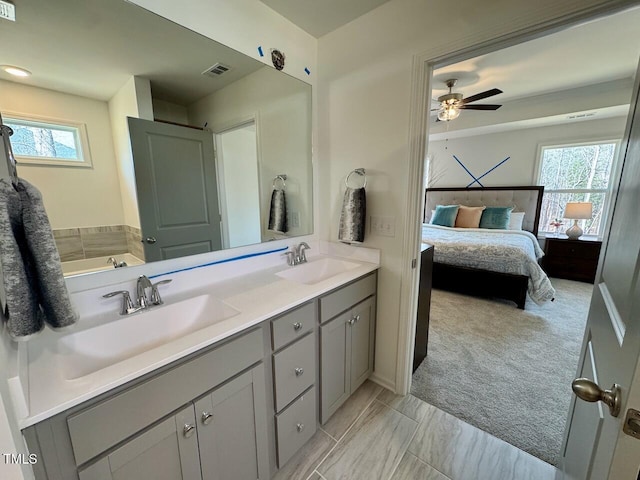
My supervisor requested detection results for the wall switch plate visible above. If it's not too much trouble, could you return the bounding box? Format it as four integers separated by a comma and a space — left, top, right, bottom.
370, 215, 396, 237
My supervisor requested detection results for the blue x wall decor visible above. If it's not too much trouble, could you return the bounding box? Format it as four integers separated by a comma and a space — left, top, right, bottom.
452, 155, 511, 188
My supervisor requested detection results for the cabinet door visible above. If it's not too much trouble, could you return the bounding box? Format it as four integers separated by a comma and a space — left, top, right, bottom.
194, 365, 269, 480
350, 296, 376, 392
320, 310, 351, 423
78, 405, 201, 480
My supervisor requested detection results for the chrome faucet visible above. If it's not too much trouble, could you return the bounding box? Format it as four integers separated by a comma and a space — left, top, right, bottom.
107, 256, 128, 268
296, 242, 311, 264
136, 275, 153, 308
103, 275, 173, 315
283, 242, 311, 266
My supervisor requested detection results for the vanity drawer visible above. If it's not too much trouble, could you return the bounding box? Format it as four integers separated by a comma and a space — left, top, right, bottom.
273, 333, 315, 412
271, 302, 315, 351
67, 327, 264, 466
275, 386, 316, 468
320, 272, 376, 324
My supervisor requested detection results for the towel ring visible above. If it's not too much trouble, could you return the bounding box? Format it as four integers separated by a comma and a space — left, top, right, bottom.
345, 168, 366, 188
273, 174, 287, 190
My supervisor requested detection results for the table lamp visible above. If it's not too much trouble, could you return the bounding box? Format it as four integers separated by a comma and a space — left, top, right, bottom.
564, 202, 592, 240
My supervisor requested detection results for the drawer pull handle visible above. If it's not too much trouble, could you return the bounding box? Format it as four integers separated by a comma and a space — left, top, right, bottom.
296, 423, 305, 433
295, 367, 304, 377
201, 412, 213, 425
183, 424, 196, 438
293, 322, 303, 331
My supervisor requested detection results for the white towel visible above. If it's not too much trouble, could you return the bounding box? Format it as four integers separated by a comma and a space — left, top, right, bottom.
268, 189, 288, 234
338, 187, 366, 244
0, 178, 78, 339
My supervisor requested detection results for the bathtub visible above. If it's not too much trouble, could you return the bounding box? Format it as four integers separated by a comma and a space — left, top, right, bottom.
61, 254, 145, 277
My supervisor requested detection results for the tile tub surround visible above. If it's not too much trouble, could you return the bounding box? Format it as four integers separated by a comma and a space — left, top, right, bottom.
53, 225, 142, 262
275, 382, 556, 480
16, 246, 380, 428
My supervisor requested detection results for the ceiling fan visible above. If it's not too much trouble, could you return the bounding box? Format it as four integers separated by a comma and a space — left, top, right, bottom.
434, 78, 503, 121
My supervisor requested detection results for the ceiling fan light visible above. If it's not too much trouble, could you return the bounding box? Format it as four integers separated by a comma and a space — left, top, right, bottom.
437, 104, 461, 121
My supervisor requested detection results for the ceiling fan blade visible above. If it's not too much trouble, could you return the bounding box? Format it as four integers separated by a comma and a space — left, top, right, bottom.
459, 104, 502, 111
461, 88, 503, 104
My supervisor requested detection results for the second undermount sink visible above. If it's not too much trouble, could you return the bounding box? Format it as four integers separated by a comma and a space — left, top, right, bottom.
276, 257, 360, 285
56, 294, 240, 380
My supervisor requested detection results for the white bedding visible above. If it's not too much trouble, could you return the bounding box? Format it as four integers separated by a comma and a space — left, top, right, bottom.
422, 224, 555, 304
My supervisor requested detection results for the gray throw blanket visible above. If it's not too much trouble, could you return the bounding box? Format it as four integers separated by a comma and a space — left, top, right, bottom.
338, 187, 366, 244
268, 188, 288, 234
0, 178, 78, 339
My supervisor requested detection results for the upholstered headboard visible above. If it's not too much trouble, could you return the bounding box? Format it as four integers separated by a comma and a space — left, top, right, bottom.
424, 186, 544, 235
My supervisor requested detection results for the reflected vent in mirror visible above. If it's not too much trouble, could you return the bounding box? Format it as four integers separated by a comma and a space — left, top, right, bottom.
202, 63, 232, 77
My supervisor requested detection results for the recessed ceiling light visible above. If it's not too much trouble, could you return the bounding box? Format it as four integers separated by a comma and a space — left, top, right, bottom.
1, 65, 31, 77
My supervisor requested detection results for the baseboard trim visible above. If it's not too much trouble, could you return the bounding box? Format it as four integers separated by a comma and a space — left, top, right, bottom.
369, 373, 396, 393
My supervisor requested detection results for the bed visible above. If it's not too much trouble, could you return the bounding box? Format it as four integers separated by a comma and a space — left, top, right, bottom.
423, 186, 554, 309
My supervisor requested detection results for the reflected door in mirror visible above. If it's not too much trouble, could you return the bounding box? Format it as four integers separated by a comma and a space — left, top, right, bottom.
129, 118, 222, 261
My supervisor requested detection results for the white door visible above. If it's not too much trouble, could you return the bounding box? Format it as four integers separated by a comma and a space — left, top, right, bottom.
215, 122, 262, 249
560, 63, 640, 479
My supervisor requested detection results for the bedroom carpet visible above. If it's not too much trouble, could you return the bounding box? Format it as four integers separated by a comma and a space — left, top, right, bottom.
411, 279, 592, 465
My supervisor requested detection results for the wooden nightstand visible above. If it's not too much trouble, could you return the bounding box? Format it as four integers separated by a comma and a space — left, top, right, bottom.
543, 237, 602, 283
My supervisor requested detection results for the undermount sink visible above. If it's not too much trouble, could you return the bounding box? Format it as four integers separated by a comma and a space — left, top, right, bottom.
56, 294, 240, 380
276, 257, 360, 285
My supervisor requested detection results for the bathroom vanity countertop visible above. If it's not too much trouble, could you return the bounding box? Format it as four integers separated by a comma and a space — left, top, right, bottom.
19, 252, 379, 428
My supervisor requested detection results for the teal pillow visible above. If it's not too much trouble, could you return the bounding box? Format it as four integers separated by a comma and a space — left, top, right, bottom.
431, 205, 459, 227
480, 206, 514, 229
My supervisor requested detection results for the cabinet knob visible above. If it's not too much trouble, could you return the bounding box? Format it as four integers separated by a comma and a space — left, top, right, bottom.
348, 317, 356, 326
201, 412, 213, 425
294, 367, 304, 377
296, 423, 305, 433
354, 315, 361, 323
183, 423, 196, 438
293, 322, 303, 331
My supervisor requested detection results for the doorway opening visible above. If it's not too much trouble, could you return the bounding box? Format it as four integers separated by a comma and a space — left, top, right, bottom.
409, 6, 640, 467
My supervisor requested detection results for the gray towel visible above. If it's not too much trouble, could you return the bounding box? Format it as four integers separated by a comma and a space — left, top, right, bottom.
0, 178, 78, 339
268, 189, 288, 234
338, 187, 366, 244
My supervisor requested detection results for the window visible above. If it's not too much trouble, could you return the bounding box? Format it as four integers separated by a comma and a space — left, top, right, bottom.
4, 113, 92, 167
537, 140, 618, 237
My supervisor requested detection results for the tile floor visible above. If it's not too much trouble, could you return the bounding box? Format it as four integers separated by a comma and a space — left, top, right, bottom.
273, 380, 557, 480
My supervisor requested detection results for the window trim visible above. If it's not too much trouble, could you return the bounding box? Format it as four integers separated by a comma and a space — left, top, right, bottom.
534, 137, 621, 238
3, 111, 93, 168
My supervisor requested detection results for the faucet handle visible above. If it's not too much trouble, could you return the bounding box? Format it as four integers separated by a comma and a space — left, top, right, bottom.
150, 279, 172, 305
282, 251, 295, 266
103, 290, 140, 315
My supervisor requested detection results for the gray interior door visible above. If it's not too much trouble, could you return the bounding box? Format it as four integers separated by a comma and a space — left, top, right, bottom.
128, 118, 222, 262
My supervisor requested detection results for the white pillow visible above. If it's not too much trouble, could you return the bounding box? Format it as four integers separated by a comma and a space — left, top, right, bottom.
508, 212, 525, 230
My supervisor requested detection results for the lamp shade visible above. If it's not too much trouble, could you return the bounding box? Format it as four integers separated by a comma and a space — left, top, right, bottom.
564, 202, 592, 220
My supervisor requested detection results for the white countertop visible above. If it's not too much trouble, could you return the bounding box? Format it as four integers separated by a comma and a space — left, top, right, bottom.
18, 248, 379, 429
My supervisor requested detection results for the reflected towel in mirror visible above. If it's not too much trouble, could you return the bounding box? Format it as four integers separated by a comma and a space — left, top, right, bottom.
338, 187, 366, 244
0, 178, 78, 340
268, 189, 288, 234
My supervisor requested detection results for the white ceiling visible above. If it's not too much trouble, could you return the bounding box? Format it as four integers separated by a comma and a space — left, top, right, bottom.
0, 0, 265, 104
259, 0, 391, 37
431, 7, 640, 105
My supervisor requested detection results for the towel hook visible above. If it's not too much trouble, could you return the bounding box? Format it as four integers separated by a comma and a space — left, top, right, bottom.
345, 168, 366, 189
273, 174, 287, 190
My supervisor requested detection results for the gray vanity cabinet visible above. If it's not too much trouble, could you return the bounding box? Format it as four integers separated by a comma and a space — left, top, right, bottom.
319, 273, 377, 424
195, 367, 269, 480
77, 405, 201, 480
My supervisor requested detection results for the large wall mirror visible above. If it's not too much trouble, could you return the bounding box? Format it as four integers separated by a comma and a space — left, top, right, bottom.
0, 0, 312, 277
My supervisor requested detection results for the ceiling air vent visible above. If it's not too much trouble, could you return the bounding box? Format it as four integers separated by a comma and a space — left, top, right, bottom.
0, 0, 16, 22
202, 63, 232, 78
567, 112, 597, 120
